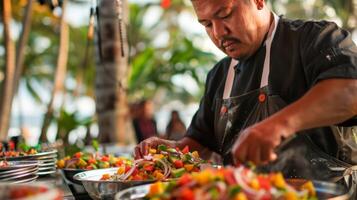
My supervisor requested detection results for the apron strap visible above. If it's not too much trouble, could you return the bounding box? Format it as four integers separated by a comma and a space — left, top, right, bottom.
222, 13, 280, 99
260, 13, 280, 88
223, 59, 238, 99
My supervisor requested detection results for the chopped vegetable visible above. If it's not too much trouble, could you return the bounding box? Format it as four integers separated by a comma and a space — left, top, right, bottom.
101, 144, 208, 181
145, 167, 317, 200
57, 152, 131, 170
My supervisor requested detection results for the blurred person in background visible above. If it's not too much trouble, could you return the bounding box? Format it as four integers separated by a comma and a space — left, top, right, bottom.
132, 99, 158, 143
166, 110, 186, 141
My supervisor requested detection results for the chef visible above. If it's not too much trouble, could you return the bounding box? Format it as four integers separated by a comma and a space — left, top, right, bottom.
135, 0, 357, 196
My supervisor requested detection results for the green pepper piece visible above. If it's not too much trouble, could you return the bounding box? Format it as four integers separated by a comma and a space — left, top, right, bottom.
171, 168, 186, 178
82, 154, 91, 161
167, 148, 177, 153
228, 185, 241, 197
77, 158, 87, 168
168, 155, 180, 163
157, 144, 167, 151
210, 188, 219, 200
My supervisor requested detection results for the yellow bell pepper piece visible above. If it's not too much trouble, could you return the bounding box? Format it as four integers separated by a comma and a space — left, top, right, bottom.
284, 191, 298, 200
272, 173, 286, 188
57, 160, 65, 168
117, 166, 125, 175
149, 148, 157, 154
234, 192, 247, 200
191, 151, 199, 158
155, 172, 165, 180
193, 169, 212, 185
301, 181, 316, 197
250, 178, 260, 190
153, 154, 164, 159
148, 182, 164, 197
184, 164, 194, 172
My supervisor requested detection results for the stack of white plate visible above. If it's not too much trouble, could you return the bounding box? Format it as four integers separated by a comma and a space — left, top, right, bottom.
0, 161, 39, 184
4, 150, 58, 176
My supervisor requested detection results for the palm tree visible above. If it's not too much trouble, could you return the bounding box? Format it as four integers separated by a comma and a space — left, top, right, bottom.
96, 0, 129, 144
0, 0, 16, 140
40, 0, 70, 142
14, 0, 34, 100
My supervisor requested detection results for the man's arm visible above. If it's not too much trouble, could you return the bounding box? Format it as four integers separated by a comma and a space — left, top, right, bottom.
232, 78, 357, 165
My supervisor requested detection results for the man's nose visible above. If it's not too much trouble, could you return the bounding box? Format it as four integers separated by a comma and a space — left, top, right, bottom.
212, 21, 228, 39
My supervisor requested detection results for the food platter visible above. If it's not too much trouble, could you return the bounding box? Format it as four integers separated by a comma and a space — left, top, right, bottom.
0, 150, 58, 160
0, 160, 38, 171
115, 180, 350, 200
0, 161, 39, 184
0, 150, 57, 176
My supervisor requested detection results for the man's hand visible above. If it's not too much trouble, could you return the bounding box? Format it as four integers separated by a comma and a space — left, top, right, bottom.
134, 137, 178, 159
231, 118, 294, 165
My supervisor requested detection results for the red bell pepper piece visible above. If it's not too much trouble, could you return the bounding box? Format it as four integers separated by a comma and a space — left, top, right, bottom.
224, 170, 237, 185
174, 160, 184, 168
258, 176, 271, 191
144, 165, 154, 171
74, 152, 82, 159
179, 188, 194, 200
101, 156, 109, 162
181, 146, 189, 154
177, 174, 192, 186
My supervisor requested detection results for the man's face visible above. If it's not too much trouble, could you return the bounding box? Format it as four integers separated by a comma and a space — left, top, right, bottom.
192, 0, 262, 59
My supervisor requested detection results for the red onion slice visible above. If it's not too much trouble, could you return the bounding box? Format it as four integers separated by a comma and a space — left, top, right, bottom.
234, 167, 266, 199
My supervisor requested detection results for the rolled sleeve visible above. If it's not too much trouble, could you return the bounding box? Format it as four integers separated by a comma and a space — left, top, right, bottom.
186, 96, 217, 152
302, 22, 357, 86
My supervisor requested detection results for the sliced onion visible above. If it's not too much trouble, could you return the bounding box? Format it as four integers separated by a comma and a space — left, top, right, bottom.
215, 181, 227, 193
120, 165, 137, 180
119, 159, 144, 180
154, 158, 169, 179
234, 167, 265, 199
165, 165, 172, 179
143, 155, 153, 160
65, 158, 78, 168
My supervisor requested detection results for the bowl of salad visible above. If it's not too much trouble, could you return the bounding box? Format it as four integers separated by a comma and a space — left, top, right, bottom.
115, 166, 349, 200
57, 152, 132, 185
73, 145, 211, 200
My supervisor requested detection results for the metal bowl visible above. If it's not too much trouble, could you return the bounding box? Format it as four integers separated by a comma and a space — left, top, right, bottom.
73, 168, 155, 200
115, 179, 350, 200
60, 168, 86, 185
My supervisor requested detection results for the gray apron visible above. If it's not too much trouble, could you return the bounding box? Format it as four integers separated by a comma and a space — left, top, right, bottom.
214, 13, 357, 198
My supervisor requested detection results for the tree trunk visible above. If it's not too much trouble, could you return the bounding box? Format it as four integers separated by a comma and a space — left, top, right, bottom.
40, 0, 69, 142
14, 0, 33, 97
14, 0, 34, 134
96, 0, 129, 144
0, 0, 16, 140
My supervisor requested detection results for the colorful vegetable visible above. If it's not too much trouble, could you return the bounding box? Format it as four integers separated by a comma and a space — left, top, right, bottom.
145, 167, 317, 200
100, 144, 208, 181
57, 152, 131, 170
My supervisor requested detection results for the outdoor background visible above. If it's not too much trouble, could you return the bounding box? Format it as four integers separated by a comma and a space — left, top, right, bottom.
0, 0, 356, 151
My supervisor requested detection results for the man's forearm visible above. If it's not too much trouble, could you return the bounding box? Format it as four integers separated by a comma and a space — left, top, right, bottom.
271, 79, 357, 135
